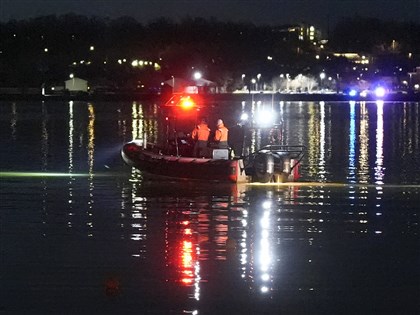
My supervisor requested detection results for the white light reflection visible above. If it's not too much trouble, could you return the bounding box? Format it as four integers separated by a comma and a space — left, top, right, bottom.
318, 101, 326, 181
374, 101, 385, 184
127, 102, 148, 254
68, 101, 75, 228
257, 200, 273, 294
261, 286, 269, 293
194, 260, 201, 301
240, 213, 248, 278
374, 101, 385, 225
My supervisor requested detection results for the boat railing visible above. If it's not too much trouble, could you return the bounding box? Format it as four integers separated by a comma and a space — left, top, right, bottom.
254, 144, 305, 158
244, 144, 306, 171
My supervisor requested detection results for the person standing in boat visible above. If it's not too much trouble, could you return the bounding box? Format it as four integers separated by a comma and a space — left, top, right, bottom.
214, 119, 229, 149
191, 117, 211, 157
228, 121, 245, 157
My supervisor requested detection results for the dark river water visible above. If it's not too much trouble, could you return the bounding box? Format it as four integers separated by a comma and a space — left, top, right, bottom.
1, 99, 419, 314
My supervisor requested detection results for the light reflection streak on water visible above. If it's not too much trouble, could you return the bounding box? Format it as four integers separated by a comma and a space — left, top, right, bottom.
87, 103, 95, 236
131, 102, 144, 140
117, 106, 128, 138
214, 211, 229, 261
307, 103, 320, 179
128, 170, 147, 256
279, 101, 284, 127
41, 102, 48, 172
164, 212, 201, 304
402, 103, 419, 158
318, 101, 326, 181
375, 101, 385, 185
118, 181, 419, 309
257, 199, 273, 294
347, 101, 356, 183
68, 101, 74, 228
41, 102, 49, 229
358, 102, 370, 184
151, 103, 159, 144
250, 100, 257, 153
131, 192, 147, 244
240, 209, 248, 279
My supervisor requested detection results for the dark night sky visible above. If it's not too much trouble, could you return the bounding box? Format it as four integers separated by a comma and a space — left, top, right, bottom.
1, 0, 419, 31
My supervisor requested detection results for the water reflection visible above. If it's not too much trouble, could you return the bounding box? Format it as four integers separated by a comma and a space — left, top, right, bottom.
358, 101, 370, 183
375, 100, 385, 184
348, 101, 356, 183
117, 177, 419, 314
87, 103, 95, 236
318, 101, 327, 182
68, 101, 75, 228
1, 99, 419, 314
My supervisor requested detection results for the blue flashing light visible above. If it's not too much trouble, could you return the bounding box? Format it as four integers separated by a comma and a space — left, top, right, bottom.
349, 89, 358, 97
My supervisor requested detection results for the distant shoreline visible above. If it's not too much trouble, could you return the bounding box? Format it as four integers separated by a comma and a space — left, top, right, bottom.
0, 92, 419, 103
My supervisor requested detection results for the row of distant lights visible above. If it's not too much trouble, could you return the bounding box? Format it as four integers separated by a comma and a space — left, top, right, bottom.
349, 84, 419, 98
44, 46, 95, 53
42, 45, 161, 69
68, 58, 160, 70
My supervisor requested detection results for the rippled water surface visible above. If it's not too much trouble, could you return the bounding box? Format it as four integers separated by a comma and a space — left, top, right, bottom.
1, 100, 419, 314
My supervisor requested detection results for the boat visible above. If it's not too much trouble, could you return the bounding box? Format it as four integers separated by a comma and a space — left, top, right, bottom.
121, 93, 305, 183
121, 140, 305, 183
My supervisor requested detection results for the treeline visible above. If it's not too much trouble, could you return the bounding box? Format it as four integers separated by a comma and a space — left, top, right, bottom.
0, 14, 419, 91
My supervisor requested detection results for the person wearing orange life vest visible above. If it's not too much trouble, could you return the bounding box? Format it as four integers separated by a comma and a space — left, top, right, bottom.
214, 119, 229, 149
191, 117, 211, 157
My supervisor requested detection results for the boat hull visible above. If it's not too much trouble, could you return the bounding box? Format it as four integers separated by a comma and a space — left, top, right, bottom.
122, 141, 304, 183
122, 141, 248, 183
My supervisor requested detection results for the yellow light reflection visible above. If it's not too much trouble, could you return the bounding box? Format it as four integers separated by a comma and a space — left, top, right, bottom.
307, 103, 320, 178
358, 102, 370, 183
131, 102, 144, 140
87, 103, 95, 235
318, 101, 326, 181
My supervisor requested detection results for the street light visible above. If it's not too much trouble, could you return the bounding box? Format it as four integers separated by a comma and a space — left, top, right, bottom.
241, 74, 246, 91
251, 78, 256, 91
193, 71, 202, 80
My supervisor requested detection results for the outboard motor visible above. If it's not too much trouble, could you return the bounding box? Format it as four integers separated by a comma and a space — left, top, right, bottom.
252, 152, 274, 183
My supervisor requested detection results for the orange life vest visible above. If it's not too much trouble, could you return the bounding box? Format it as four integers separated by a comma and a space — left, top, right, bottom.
192, 123, 210, 141
214, 124, 228, 142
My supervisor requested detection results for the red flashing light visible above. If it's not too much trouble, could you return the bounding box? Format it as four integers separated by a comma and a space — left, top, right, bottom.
179, 96, 195, 110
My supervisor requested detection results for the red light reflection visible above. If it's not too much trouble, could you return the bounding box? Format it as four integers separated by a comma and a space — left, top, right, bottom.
179, 222, 196, 285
